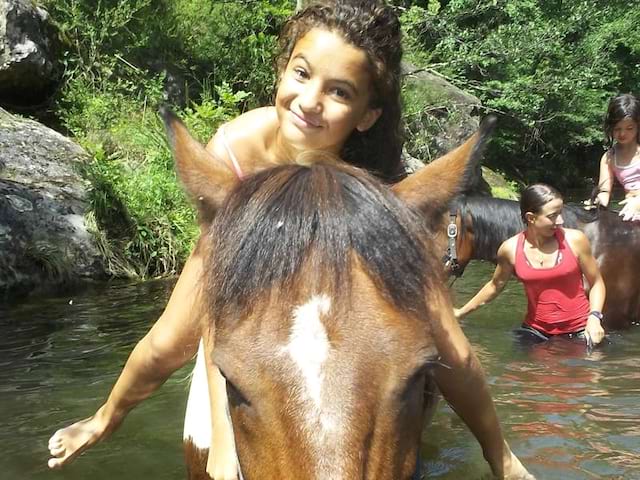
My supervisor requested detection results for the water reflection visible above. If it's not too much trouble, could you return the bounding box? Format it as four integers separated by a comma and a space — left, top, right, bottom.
1, 265, 640, 479
423, 262, 640, 479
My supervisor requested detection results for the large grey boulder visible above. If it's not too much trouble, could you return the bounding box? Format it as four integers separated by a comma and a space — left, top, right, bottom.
0, 107, 105, 293
402, 64, 489, 194
0, 0, 60, 106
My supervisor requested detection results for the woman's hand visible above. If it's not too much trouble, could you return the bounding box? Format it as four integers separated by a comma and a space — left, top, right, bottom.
502, 449, 536, 479
585, 315, 605, 345
453, 307, 463, 319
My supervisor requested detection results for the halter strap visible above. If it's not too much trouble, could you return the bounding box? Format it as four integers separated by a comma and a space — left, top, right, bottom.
443, 207, 464, 278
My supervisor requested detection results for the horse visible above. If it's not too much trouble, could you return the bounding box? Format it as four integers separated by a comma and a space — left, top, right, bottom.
161, 108, 498, 479
448, 194, 640, 329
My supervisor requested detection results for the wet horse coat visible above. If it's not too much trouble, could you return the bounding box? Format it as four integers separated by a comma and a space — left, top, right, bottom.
450, 195, 640, 329
162, 110, 497, 479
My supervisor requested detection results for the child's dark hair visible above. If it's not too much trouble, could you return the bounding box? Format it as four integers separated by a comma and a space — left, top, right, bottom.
520, 183, 563, 222
604, 93, 640, 146
276, 0, 404, 182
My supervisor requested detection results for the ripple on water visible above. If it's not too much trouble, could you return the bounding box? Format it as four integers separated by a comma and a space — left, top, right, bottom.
2, 267, 640, 480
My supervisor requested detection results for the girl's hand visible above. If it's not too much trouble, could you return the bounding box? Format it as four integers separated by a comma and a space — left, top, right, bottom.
619, 195, 640, 221
585, 315, 605, 345
583, 192, 608, 210
453, 308, 463, 319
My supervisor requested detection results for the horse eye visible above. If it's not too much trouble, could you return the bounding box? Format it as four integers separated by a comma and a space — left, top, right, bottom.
218, 369, 251, 407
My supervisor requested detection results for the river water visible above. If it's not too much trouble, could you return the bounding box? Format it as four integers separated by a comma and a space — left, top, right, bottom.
1, 262, 639, 479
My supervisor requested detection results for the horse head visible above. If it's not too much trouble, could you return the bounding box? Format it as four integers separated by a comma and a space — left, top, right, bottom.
162, 107, 496, 479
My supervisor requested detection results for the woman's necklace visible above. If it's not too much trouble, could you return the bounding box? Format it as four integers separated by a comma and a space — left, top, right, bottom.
526, 237, 556, 267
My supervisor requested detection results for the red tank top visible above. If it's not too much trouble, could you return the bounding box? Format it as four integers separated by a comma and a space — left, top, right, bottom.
513, 228, 590, 335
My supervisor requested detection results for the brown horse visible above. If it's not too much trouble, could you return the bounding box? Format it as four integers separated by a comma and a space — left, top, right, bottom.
449, 195, 640, 329
162, 109, 497, 480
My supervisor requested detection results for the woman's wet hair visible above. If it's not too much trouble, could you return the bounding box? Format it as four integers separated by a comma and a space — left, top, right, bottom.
604, 93, 640, 145
520, 183, 563, 222
275, 0, 404, 182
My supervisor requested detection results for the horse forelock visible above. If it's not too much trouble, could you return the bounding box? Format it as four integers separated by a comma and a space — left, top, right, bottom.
204, 163, 438, 326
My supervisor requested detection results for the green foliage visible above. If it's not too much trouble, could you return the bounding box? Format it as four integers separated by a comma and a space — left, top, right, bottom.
79, 91, 243, 278
160, 0, 291, 106
401, 0, 640, 187
39, 0, 292, 278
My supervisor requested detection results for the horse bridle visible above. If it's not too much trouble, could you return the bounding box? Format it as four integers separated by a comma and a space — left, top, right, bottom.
442, 208, 465, 279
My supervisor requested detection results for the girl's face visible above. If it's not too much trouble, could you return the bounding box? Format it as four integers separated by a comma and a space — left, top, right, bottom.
275, 28, 382, 154
527, 198, 564, 236
612, 117, 639, 146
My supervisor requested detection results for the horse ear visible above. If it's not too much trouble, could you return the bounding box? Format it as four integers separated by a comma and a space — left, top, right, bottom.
160, 106, 238, 224
393, 115, 496, 215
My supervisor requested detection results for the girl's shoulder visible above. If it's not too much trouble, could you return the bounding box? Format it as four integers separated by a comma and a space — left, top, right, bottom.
206, 107, 278, 172
221, 106, 278, 146
562, 227, 587, 240
600, 148, 614, 165
561, 228, 590, 252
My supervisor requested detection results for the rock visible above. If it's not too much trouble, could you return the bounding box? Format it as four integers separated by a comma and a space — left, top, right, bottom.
401, 64, 489, 194
0, 0, 61, 107
402, 64, 482, 161
0, 107, 105, 293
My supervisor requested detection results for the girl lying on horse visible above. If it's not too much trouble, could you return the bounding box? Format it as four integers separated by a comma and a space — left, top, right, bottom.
48, 1, 532, 478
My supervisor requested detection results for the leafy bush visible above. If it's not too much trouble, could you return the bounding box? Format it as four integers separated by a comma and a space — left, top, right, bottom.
400, 0, 640, 187
79, 86, 247, 278
38, 0, 291, 278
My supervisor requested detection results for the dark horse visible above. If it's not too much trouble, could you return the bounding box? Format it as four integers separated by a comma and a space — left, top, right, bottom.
450, 195, 640, 329
162, 109, 504, 479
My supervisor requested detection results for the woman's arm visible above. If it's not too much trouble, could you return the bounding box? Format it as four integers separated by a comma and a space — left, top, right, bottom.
101, 248, 205, 421
48, 247, 205, 468
430, 289, 534, 479
454, 240, 515, 319
571, 230, 606, 344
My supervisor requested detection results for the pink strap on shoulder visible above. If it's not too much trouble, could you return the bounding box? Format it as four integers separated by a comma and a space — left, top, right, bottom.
219, 126, 244, 180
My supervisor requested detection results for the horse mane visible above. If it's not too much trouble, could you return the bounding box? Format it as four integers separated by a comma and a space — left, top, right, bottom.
454, 195, 524, 262
454, 196, 600, 262
204, 163, 439, 324
561, 203, 599, 226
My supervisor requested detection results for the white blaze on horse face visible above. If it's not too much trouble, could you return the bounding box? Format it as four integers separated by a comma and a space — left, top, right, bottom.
281, 294, 345, 478
183, 340, 211, 449
283, 295, 333, 425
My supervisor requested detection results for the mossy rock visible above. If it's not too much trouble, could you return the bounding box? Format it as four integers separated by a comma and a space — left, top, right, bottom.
401, 63, 481, 164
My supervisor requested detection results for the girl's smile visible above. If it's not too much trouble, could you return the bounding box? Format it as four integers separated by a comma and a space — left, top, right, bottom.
289, 109, 322, 129
276, 28, 381, 154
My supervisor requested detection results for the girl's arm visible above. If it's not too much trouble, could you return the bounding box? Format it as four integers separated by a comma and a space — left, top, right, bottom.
48, 247, 205, 468
454, 240, 514, 319
430, 289, 534, 479
595, 152, 613, 207
570, 230, 606, 344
